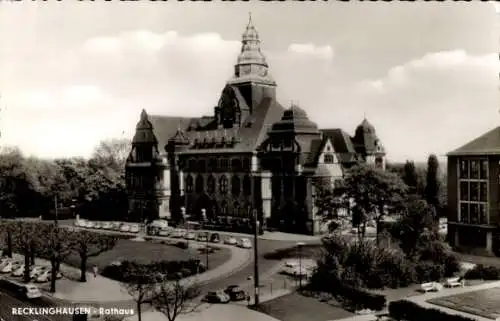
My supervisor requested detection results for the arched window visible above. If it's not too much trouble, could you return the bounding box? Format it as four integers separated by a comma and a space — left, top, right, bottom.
324, 154, 334, 164
375, 157, 383, 168
219, 175, 228, 194
231, 176, 241, 196
207, 175, 216, 194
243, 175, 252, 196
186, 175, 194, 193
233, 202, 240, 217
220, 201, 228, 216
195, 175, 204, 193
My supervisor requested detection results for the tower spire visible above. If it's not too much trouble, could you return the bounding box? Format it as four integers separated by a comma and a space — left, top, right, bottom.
248, 12, 253, 27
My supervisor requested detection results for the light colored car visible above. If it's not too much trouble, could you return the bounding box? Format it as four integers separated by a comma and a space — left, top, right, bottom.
129, 224, 140, 233
224, 237, 237, 245
197, 233, 208, 242
12, 265, 31, 277
24, 283, 42, 299
0, 261, 20, 273
102, 222, 112, 230
120, 224, 131, 232
203, 290, 230, 303
281, 261, 300, 275
158, 229, 171, 237
30, 266, 49, 279
239, 238, 252, 249
185, 232, 196, 240
86, 221, 95, 228
94, 222, 102, 229
35, 270, 63, 283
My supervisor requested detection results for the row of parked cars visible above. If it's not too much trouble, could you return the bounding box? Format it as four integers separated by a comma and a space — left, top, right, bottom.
74, 219, 141, 233
157, 228, 253, 249
0, 257, 62, 283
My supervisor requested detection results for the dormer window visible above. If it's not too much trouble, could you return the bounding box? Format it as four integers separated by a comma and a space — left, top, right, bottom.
324, 154, 334, 164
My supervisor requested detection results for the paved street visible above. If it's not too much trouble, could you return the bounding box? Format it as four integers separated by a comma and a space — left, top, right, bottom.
0, 290, 72, 321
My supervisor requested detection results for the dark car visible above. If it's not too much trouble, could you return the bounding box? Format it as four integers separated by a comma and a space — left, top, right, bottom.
203, 291, 230, 303
224, 285, 246, 301
210, 233, 221, 243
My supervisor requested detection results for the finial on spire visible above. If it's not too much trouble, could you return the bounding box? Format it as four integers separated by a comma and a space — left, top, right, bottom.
248, 12, 253, 27
140, 109, 148, 121
363, 111, 367, 120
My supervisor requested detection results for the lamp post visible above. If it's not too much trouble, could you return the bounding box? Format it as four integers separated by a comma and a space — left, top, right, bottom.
202, 209, 208, 270
253, 208, 260, 306
297, 242, 305, 290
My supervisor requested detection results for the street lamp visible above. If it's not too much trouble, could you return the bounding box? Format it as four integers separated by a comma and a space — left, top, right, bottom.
297, 242, 305, 290
253, 208, 260, 306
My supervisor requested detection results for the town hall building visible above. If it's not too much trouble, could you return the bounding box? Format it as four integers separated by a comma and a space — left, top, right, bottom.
125, 17, 386, 235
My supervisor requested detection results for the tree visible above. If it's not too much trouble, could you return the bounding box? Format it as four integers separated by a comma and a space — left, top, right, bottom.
343, 164, 407, 245
153, 279, 201, 321
121, 263, 159, 321
70, 231, 118, 282
0, 147, 28, 218
0, 219, 14, 257
390, 195, 436, 256
424, 154, 440, 209
402, 161, 419, 194
38, 223, 74, 293
91, 138, 131, 173
314, 181, 348, 232
10, 221, 40, 283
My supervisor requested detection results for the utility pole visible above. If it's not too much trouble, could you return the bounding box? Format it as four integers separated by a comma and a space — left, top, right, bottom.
253, 208, 260, 306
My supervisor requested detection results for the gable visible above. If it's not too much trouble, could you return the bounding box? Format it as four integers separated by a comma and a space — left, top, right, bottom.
317, 139, 339, 164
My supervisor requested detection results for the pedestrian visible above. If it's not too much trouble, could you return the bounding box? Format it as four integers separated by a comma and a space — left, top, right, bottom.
93, 264, 98, 278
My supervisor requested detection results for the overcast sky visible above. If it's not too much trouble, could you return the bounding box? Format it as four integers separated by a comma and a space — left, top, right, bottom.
0, 2, 498, 162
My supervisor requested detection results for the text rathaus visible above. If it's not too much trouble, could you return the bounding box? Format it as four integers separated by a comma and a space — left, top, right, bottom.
125, 17, 386, 235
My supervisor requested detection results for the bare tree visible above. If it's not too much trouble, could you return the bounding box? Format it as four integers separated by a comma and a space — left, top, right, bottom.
121, 263, 157, 321
39, 223, 74, 292
70, 230, 118, 282
153, 279, 201, 321
10, 221, 39, 283
0, 219, 14, 257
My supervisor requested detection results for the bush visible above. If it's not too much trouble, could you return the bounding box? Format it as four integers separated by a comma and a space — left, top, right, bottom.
464, 264, 500, 280
415, 261, 445, 283
389, 300, 476, 321
175, 241, 189, 249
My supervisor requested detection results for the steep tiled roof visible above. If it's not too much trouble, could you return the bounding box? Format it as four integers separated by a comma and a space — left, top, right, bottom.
448, 126, 500, 156
149, 116, 198, 153
321, 129, 356, 153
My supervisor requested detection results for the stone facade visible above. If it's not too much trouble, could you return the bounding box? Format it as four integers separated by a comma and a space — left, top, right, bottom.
125, 17, 386, 235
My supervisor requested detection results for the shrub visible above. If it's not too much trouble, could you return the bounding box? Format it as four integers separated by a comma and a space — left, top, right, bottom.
464, 264, 500, 280
175, 241, 189, 249
415, 261, 445, 283
389, 300, 476, 321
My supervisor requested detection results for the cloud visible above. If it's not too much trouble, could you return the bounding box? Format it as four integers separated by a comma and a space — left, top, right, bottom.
1, 27, 498, 162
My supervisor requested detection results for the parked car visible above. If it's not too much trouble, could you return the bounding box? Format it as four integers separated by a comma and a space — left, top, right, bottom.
185, 232, 196, 240
178, 229, 187, 238
0, 278, 42, 299
85, 221, 95, 228
280, 261, 300, 275
203, 291, 230, 303
158, 229, 171, 237
197, 233, 208, 242
12, 265, 32, 277
224, 285, 246, 301
102, 222, 113, 230
210, 233, 221, 243
30, 266, 49, 279
35, 270, 63, 283
129, 225, 140, 233
94, 222, 102, 229
224, 237, 237, 245
238, 238, 252, 249
1, 261, 21, 274
120, 224, 131, 232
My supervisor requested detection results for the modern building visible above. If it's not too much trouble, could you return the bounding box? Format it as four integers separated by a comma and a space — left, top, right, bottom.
125, 17, 386, 235
447, 127, 500, 255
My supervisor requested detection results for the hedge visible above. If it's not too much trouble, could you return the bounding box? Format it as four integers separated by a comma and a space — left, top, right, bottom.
389, 300, 476, 321
464, 264, 500, 280
101, 259, 206, 282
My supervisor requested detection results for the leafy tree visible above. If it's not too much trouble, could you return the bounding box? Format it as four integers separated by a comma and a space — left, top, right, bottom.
0, 147, 28, 217
402, 161, 419, 193
0, 219, 14, 257
38, 223, 74, 293
70, 231, 118, 282
343, 164, 407, 245
424, 154, 440, 209
390, 195, 436, 256
10, 221, 39, 283
153, 279, 201, 321
314, 181, 348, 232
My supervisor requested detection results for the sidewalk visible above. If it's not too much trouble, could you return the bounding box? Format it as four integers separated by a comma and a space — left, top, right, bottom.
8, 241, 252, 304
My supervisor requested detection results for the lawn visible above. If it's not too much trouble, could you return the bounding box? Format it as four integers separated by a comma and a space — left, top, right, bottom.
428, 287, 500, 320
254, 292, 354, 321
63, 238, 232, 274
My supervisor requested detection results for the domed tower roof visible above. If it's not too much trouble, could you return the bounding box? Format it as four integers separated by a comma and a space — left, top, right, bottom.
354, 116, 384, 155
228, 13, 275, 86
132, 109, 158, 144
270, 102, 319, 134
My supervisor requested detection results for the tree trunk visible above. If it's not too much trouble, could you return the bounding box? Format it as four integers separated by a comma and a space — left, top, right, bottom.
50, 259, 57, 293
6, 232, 12, 258
375, 219, 380, 247
137, 300, 142, 321
30, 248, 35, 266
23, 250, 30, 283
79, 253, 87, 282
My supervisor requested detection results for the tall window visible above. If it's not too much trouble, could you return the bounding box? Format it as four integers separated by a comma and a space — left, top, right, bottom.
195, 175, 204, 193
458, 159, 488, 225
243, 175, 252, 196
208, 158, 217, 172
233, 202, 240, 216
219, 175, 228, 194
220, 201, 228, 216
231, 176, 241, 196
186, 175, 194, 193
324, 154, 334, 164
188, 159, 197, 172
207, 175, 215, 194
231, 159, 242, 172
